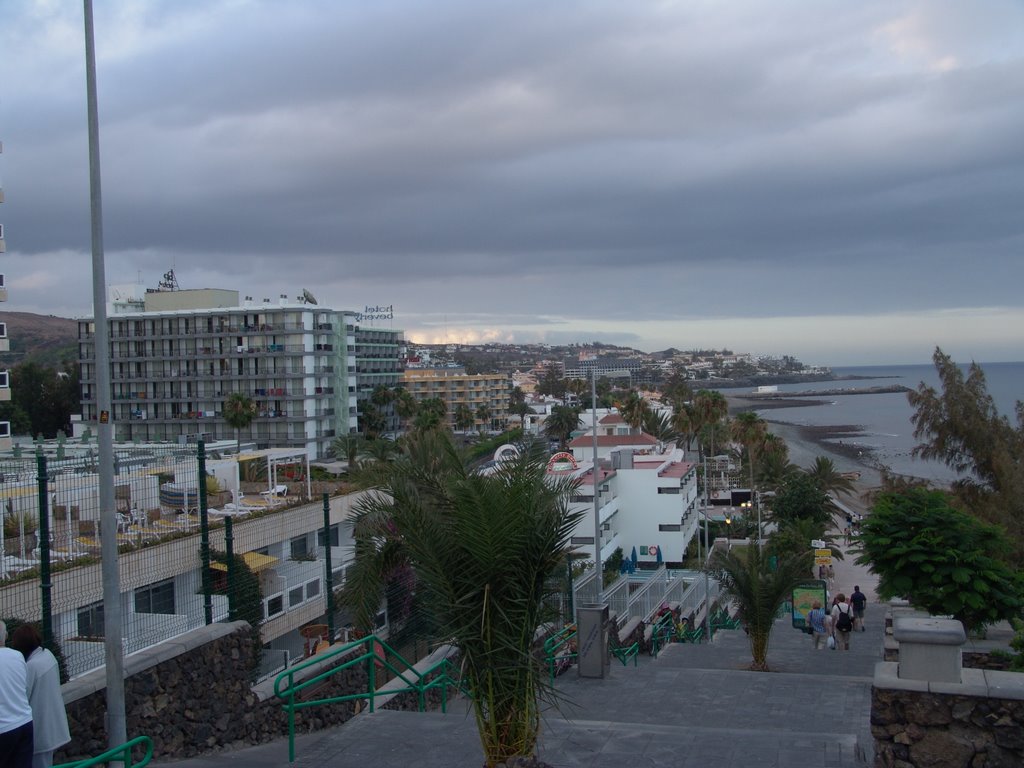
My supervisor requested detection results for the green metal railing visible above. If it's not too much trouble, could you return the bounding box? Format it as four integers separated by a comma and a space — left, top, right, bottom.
54, 735, 153, 768
649, 612, 677, 657
543, 624, 578, 684
274, 634, 463, 762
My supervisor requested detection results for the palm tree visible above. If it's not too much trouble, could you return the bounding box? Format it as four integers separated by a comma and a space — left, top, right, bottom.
617, 391, 650, 434
341, 430, 582, 766
670, 402, 697, 452
413, 398, 447, 432
642, 410, 681, 445
756, 449, 798, 492
709, 546, 809, 671
730, 412, 768, 544
475, 403, 491, 433
362, 438, 399, 464
331, 433, 367, 472
454, 403, 475, 433
222, 392, 257, 454
544, 405, 582, 449
393, 388, 418, 430
806, 456, 856, 497
692, 390, 728, 456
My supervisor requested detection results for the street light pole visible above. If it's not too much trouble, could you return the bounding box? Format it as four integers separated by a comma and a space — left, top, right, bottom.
591, 367, 602, 607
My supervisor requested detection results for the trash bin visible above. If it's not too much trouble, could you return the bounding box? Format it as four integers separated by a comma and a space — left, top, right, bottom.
576, 604, 610, 678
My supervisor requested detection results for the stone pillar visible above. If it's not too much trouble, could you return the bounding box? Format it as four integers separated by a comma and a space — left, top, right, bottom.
893, 617, 965, 684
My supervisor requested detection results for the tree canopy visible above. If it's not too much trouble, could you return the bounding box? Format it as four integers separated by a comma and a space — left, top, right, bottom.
908, 347, 1024, 562
855, 488, 1023, 632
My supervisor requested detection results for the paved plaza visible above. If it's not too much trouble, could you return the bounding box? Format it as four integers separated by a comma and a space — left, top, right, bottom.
161, 539, 883, 767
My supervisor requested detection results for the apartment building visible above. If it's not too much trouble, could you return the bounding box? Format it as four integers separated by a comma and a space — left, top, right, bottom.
551, 446, 702, 566
77, 286, 405, 458
401, 367, 511, 431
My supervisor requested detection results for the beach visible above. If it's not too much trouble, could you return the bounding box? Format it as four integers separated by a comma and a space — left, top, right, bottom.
727, 394, 883, 516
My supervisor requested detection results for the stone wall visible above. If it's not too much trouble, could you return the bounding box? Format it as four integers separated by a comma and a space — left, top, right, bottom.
872, 663, 1024, 768
57, 621, 371, 762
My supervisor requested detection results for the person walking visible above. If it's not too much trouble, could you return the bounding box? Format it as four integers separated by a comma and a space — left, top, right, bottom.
0, 621, 35, 768
831, 593, 854, 651
9, 625, 70, 768
807, 601, 829, 650
850, 586, 867, 632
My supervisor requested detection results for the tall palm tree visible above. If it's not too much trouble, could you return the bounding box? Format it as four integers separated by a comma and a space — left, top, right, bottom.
730, 412, 768, 544
341, 430, 582, 766
393, 388, 418, 430
642, 410, 681, 444
617, 391, 650, 434
413, 398, 447, 432
475, 403, 491, 433
756, 449, 798, 492
331, 433, 367, 472
709, 546, 809, 671
693, 390, 728, 456
806, 456, 856, 497
670, 402, 697, 452
544, 405, 582, 449
454, 403, 475, 433
222, 392, 257, 454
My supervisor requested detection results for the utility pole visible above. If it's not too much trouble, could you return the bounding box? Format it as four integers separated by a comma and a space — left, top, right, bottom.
84, 0, 127, 748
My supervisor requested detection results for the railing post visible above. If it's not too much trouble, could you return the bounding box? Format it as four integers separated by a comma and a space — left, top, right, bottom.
37, 452, 53, 648
322, 493, 335, 642
225, 516, 236, 621
198, 439, 213, 625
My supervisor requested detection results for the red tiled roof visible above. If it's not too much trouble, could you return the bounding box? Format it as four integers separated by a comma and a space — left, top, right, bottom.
658, 461, 696, 478
599, 413, 625, 424
568, 433, 658, 448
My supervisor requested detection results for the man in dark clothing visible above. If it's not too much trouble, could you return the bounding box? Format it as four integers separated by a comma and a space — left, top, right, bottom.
850, 586, 867, 631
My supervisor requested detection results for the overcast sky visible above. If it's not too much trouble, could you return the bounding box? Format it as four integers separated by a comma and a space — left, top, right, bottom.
1, 1, 1022, 366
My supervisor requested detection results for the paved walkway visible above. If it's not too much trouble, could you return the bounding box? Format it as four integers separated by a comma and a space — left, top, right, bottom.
159, 536, 884, 768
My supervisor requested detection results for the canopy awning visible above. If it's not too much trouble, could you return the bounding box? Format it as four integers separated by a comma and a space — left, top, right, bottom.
210, 552, 278, 573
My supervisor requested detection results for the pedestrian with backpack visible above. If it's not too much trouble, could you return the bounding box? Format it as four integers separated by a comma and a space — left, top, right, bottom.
832, 593, 854, 650
850, 586, 867, 631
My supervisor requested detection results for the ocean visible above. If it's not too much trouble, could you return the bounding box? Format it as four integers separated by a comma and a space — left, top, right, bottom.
730, 361, 1023, 485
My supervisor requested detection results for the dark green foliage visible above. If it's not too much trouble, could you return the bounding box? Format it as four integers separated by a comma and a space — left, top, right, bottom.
210, 550, 263, 671
855, 489, 1024, 632
6, 361, 80, 438
341, 430, 582, 766
544, 405, 581, 448
709, 546, 809, 670
769, 473, 834, 528
908, 347, 1024, 563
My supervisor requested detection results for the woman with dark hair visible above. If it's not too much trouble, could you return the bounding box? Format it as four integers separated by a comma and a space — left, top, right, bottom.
8, 625, 70, 768
0, 621, 34, 768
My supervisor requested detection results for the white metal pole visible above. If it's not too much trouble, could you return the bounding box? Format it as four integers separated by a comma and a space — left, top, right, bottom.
83, 0, 127, 749
591, 368, 602, 606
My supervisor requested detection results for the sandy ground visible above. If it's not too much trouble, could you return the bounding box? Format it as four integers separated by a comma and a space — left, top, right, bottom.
726, 395, 882, 517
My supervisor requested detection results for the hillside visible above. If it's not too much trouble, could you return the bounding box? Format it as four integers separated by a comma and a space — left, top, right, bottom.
0, 311, 79, 367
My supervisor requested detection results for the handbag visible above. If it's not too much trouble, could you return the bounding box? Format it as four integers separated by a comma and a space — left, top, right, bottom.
827, 634, 836, 650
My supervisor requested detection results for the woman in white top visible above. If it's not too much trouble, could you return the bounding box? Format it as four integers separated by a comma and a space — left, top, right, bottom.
9, 625, 70, 768
0, 621, 35, 768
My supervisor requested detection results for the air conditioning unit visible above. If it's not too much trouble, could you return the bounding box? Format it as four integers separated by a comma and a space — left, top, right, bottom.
0, 371, 8, 388
0, 323, 6, 338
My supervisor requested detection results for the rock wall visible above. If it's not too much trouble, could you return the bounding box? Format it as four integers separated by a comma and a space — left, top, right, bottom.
872, 662, 1024, 768
57, 621, 371, 763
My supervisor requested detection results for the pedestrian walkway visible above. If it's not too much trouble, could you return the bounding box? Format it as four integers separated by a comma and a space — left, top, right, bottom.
160, 539, 885, 768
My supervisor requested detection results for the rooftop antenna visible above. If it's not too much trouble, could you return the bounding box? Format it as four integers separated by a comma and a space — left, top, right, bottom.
158, 268, 180, 291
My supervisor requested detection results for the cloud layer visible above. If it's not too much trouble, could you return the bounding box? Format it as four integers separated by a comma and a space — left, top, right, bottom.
2, 0, 1022, 364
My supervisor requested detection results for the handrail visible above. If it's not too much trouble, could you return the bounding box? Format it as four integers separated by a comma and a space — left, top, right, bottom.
543, 624, 578, 684
649, 611, 676, 657
274, 634, 462, 762
54, 735, 153, 768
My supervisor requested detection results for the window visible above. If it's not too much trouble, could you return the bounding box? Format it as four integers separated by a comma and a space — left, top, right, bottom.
289, 586, 304, 608
571, 536, 595, 545
135, 578, 176, 614
317, 524, 340, 548
266, 595, 284, 618
306, 580, 320, 599
77, 601, 104, 638
290, 535, 309, 559
659, 524, 682, 532
657, 487, 682, 494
